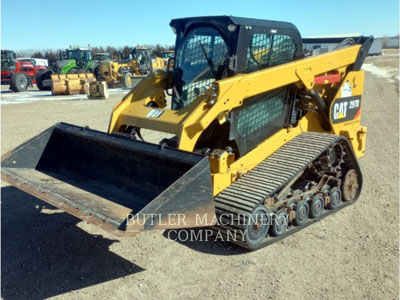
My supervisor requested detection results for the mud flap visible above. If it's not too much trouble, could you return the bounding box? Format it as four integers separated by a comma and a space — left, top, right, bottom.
1, 123, 215, 236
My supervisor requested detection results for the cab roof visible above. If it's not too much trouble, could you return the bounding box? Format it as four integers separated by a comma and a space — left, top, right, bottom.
170, 15, 299, 33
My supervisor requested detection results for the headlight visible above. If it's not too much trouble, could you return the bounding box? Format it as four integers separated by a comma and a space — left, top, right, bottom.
227, 24, 236, 32
172, 26, 177, 34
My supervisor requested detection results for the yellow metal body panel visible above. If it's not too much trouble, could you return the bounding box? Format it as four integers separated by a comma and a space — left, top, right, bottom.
160, 50, 174, 68
328, 71, 367, 158
152, 57, 165, 70
108, 44, 367, 196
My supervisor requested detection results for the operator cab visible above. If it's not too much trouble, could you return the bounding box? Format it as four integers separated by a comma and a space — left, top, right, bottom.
132, 47, 152, 74
66, 48, 92, 67
1, 50, 17, 72
160, 51, 174, 59
170, 16, 303, 111
93, 53, 111, 61
169, 16, 303, 155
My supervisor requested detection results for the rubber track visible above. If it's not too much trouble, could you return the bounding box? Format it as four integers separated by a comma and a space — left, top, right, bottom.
213, 132, 362, 250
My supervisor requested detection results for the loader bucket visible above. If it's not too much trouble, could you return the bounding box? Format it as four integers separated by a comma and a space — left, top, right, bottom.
1, 123, 215, 236
51, 73, 96, 95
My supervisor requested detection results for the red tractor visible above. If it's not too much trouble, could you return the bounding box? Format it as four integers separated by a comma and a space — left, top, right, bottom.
1, 50, 46, 92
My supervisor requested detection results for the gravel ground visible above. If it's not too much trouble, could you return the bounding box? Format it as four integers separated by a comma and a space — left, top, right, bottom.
1, 53, 399, 300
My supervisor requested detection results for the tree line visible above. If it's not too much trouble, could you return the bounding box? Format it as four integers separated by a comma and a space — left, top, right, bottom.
16, 44, 174, 64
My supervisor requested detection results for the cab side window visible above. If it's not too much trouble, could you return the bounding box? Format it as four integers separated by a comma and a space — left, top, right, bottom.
246, 33, 296, 72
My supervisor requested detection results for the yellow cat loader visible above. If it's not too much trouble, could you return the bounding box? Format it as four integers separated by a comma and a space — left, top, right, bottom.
1, 16, 372, 250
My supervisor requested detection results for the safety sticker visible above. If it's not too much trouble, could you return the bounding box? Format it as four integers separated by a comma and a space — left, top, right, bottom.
341, 81, 352, 98
146, 109, 164, 118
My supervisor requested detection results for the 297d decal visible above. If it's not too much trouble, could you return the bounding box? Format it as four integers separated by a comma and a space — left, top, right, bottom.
331, 96, 361, 124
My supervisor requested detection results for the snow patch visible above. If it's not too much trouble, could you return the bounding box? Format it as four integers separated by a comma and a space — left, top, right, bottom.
362, 64, 398, 83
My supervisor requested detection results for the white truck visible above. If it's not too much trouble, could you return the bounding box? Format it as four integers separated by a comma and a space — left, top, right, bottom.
17, 58, 48, 67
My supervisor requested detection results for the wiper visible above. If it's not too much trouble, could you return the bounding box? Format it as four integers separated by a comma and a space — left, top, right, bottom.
199, 42, 217, 79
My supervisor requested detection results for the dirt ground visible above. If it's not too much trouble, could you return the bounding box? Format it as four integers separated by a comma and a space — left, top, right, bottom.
1, 52, 399, 300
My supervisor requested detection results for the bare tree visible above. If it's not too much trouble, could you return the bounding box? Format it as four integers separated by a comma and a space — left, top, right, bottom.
44, 51, 57, 64
32, 51, 44, 58
91, 47, 100, 54
121, 46, 131, 59
13, 43, 175, 62
152, 44, 166, 57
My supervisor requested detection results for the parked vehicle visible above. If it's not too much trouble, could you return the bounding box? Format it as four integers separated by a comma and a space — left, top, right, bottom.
93, 53, 111, 61
159, 50, 174, 67
18, 57, 49, 67
368, 39, 382, 56
95, 46, 164, 88
1, 50, 46, 92
36, 47, 99, 91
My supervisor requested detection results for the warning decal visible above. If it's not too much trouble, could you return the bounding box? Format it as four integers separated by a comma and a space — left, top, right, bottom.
341, 81, 353, 98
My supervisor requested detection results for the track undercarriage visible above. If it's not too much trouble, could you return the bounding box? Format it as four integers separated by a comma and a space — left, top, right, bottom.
213, 132, 362, 250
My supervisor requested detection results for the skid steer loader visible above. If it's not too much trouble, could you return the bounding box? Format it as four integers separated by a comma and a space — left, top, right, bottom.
2, 16, 372, 250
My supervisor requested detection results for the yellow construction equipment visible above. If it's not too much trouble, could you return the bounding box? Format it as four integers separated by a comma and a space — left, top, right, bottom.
151, 55, 165, 71
87, 81, 109, 100
96, 59, 141, 88
159, 50, 174, 62
92, 52, 111, 62
2, 16, 373, 250
95, 46, 165, 88
51, 73, 96, 95
160, 50, 174, 69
